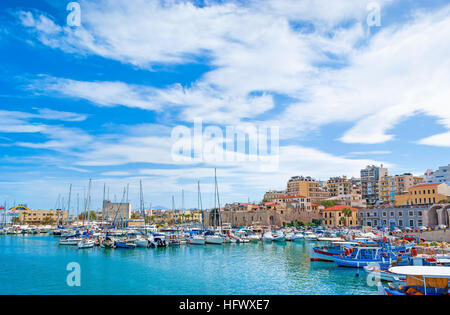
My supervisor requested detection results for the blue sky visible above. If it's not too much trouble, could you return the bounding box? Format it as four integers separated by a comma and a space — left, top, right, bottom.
1, 0, 450, 213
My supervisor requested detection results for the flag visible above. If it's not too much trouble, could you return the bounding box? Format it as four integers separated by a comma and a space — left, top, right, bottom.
0, 206, 5, 211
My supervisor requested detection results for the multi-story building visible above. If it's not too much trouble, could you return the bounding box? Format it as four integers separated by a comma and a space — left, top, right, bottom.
321, 205, 358, 227
360, 165, 388, 205
287, 176, 330, 204
395, 183, 450, 206
15, 207, 69, 225
424, 164, 450, 185
102, 201, 131, 221
263, 190, 286, 202
358, 206, 427, 229
326, 176, 364, 207
379, 173, 424, 203
327, 176, 352, 197
272, 195, 312, 211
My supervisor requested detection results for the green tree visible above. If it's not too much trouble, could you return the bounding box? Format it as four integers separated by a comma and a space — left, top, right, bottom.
341, 208, 353, 226
78, 211, 97, 221
321, 200, 336, 208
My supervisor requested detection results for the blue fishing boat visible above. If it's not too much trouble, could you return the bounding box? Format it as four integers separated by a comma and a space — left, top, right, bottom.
115, 238, 137, 249
332, 247, 396, 268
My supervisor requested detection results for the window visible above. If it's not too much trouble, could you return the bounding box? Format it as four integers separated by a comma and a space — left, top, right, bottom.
383, 212, 387, 217
390, 212, 394, 216
409, 220, 414, 227
398, 220, 403, 227
409, 211, 413, 216
418, 211, 422, 216
398, 212, 402, 217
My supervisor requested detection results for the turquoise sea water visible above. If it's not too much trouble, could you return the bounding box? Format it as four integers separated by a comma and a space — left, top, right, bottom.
0, 235, 378, 295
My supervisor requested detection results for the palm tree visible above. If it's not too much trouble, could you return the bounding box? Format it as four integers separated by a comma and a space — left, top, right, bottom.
342, 208, 353, 226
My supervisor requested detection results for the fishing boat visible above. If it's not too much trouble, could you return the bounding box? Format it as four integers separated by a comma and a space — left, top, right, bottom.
115, 239, 137, 249
135, 236, 149, 248
304, 231, 318, 240
384, 266, 450, 295
309, 241, 351, 262
285, 232, 295, 241
150, 234, 168, 247
77, 238, 95, 249
262, 232, 274, 242
332, 247, 395, 268
248, 234, 260, 242
101, 236, 116, 249
292, 233, 305, 242
273, 231, 286, 243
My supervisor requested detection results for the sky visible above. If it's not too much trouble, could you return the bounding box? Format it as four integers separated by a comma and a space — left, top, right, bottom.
0, 0, 450, 213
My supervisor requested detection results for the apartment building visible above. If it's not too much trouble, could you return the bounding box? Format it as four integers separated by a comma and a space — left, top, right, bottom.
424, 164, 450, 185
403, 183, 450, 206
361, 165, 388, 205
379, 173, 424, 203
17, 208, 69, 225
263, 190, 286, 202
102, 201, 131, 221
287, 176, 330, 203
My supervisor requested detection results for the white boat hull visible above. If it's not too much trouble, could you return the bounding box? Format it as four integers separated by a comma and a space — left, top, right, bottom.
190, 237, 206, 245
205, 236, 223, 245
273, 236, 286, 242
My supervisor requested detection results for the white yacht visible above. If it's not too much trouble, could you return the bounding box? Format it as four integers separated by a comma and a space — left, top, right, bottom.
190, 235, 206, 245
78, 239, 95, 249
205, 234, 223, 245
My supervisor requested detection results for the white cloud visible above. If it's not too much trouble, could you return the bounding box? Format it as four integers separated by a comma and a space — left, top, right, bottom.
278, 4, 450, 144
418, 132, 450, 148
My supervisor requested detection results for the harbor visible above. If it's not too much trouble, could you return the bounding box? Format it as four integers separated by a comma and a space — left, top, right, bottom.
1, 224, 449, 295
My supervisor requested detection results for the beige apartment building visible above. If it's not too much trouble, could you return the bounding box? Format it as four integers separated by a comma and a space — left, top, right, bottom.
327, 176, 353, 197
16, 207, 69, 225
379, 173, 424, 203
102, 201, 131, 221
263, 190, 287, 202
287, 176, 330, 204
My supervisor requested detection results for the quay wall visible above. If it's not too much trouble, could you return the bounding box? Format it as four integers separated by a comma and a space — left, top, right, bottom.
408, 229, 450, 242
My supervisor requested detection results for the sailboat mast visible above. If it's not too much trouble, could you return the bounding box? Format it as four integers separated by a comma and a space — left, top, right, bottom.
215, 168, 222, 230
198, 181, 204, 231
67, 184, 72, 226
140, 180, 146, 234
172, 195, 178, 232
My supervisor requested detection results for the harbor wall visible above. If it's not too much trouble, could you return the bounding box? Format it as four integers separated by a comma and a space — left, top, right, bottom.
409, 229, 450, 242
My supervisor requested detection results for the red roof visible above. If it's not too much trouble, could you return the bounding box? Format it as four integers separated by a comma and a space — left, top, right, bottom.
325, 205, 357, 211
411, 183, 441, 189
